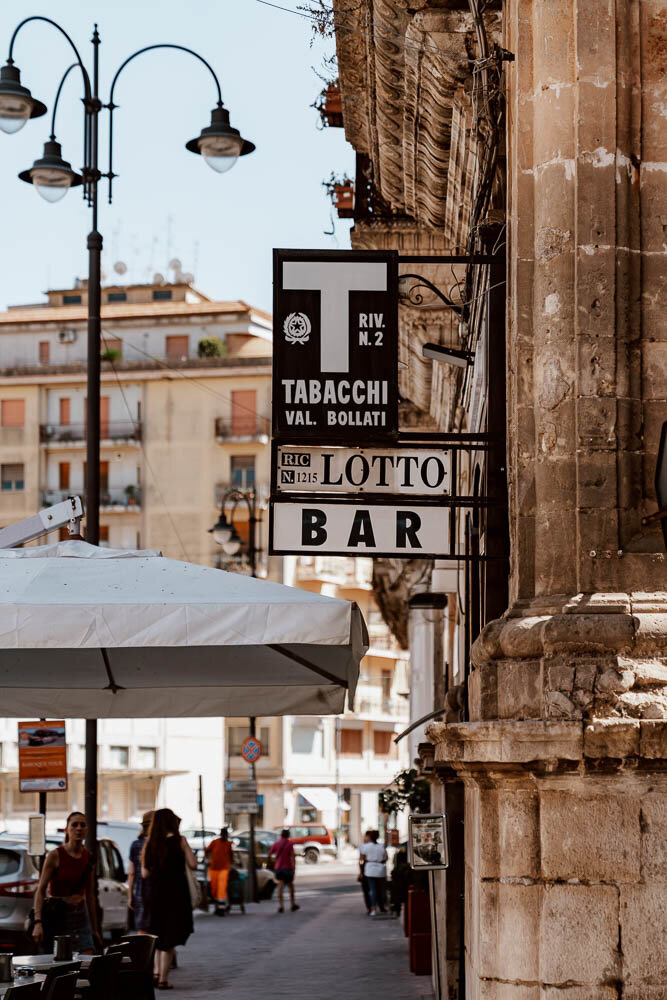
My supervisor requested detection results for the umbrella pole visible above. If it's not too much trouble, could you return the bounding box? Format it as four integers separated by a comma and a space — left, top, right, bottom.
248, 717, 258, 904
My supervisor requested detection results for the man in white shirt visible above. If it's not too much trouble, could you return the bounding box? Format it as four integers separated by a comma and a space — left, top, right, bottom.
359, 829, 388, 916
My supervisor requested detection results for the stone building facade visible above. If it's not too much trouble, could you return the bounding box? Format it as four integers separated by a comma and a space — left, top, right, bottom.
329, 0, 667, 995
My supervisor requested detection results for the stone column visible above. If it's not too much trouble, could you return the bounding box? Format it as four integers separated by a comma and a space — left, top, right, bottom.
428, 0, 667, 995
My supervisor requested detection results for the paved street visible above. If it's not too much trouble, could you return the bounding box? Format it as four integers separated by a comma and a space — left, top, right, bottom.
169, 863, 433, 1000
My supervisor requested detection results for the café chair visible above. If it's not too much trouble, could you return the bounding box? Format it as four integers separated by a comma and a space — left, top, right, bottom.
42, 964, 82, 1000
75, 954, 122, 1000
4, 984, 44, 1000
45, 973, 80, 1000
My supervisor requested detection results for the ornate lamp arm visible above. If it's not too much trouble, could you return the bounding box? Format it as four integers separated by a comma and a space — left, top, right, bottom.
104, 43, 223, 203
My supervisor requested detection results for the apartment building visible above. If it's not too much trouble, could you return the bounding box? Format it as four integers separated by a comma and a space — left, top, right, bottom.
0, 277, 273, 830
226, 556, 410, 845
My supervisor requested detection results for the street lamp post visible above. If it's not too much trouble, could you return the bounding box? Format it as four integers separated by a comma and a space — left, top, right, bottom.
1, 16, 254, 860
210, 487, 261, 903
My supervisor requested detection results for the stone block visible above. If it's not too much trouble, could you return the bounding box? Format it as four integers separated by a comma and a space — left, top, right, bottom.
584, 718, 640, 758
498, 787, 539, 878
468, 664, 498, 721
539, 884, 620, 984
577, 452, 619, 509
577, 396, 617, 449
640, 720, 667, 758
496, 883, 541, 982
543, 613, 634, 654
640, 792, 667, 882
545, 662, 575, 692
497, 659, 542, 719
540, 791, 641, 882
621, 884, 667, 983
476, 879, 499, 980
576, 334, 617, 398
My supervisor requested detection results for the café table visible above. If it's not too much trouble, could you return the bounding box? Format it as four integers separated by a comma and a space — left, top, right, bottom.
0, 973, 46, 998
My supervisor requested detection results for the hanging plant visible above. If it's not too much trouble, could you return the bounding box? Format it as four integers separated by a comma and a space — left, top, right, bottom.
378, 767, 430, 817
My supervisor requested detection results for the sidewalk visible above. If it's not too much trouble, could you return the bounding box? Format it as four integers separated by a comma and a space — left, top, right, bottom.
169, 869, 433, 1000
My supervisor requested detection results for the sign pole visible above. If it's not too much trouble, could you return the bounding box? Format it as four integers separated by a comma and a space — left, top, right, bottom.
429, 869, 441, 1000
248, 717, 258, 904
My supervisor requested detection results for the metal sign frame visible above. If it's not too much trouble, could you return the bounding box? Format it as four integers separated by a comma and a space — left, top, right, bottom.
407, 813, 450, 871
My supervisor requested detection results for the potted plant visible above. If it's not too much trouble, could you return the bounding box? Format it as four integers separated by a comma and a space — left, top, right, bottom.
124, 484, 138, 506
197, 336, 226, 358
323, 171, 354, 218
314, 80, 343, 128
101, 347, 122, 363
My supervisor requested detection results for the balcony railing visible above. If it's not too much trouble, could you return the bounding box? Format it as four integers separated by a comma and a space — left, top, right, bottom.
214, 416, 270, 442
42, 487, 141, 509
40, 421, 142, 444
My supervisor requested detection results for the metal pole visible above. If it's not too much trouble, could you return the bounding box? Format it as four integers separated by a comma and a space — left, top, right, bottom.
248, 489, 257, 578
334, 716, 341, 859
84, 25, 101, 867
248, 716, 258, 903
429, 869, 441, 1000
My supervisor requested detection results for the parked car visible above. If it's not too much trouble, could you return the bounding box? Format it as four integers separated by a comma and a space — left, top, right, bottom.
182, 828, 219, 855
230, 830, 279, 867
274, 825, 336, 863
0, 834, 128, 950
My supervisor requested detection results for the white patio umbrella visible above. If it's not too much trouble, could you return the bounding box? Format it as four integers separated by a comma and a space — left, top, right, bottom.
0, 541, 367, 718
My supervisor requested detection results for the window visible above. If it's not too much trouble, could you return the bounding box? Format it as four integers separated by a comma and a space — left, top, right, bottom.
63, 294, 82, 305
1, 399, 25, 427
1, 463, 24, 491
292, 724, 323, 756
136, 746, 157, 769
373, 730, 393, 756
100, 397, 110, 437
231, 455, 256, 489
59, 398, 70, 426
231, 390, 257, 436
135, 782, 157, 814
102, 337, 123, 358
227, 726, 270, 757
340, 728, 363, 755
381, 669, 392, 705
107, 292, 127, 302
153, 289, 172, 301
99, 526, 109, 547
59, 462, 70, 490
39, 341, 50, 364
109, 745, 128, 768
166, 335, 189, 361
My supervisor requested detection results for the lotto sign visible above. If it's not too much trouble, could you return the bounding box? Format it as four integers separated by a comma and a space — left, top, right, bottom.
274, 444, 451, 496
18, 721, 67, 792
240, 737, 262, 763
272, 249, 399, 442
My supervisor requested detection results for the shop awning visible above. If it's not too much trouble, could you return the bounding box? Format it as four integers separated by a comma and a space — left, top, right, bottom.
298, 786, 350, 812
0, 541, 367, 718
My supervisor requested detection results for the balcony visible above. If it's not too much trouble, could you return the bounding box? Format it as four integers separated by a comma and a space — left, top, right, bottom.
214, 416, 270, 443
295, 556, 373, 589
40, 422, 142, 446
42, 487, 141, 511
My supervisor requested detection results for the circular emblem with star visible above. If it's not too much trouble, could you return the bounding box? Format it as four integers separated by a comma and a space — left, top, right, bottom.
283, 312, 311, 344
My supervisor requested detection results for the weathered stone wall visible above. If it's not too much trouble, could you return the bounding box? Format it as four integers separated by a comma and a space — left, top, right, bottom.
428, 718, 667, 997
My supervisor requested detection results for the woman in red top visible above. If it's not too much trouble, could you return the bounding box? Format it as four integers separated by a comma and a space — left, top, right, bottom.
32, 811, 101, 953
269, 829, 300, 914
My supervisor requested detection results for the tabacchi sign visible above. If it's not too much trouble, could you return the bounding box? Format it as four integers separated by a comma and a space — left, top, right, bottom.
272, 249, 398, 442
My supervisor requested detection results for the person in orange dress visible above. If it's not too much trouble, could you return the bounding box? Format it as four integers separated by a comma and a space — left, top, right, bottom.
205, 828, 233, 914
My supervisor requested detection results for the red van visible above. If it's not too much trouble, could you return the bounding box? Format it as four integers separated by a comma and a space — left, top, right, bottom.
275, 824, 336, 864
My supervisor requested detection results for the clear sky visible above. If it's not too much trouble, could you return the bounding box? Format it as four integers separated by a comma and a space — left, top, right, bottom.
0, 0, 354, 314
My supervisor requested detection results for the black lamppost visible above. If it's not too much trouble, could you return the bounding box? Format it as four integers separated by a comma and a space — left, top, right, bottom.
209, 487, 260, 578
209, 487, 261, 903
0, 16, 255, 858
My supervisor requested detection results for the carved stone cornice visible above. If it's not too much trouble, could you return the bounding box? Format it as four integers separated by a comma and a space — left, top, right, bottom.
469, 592, 667, 723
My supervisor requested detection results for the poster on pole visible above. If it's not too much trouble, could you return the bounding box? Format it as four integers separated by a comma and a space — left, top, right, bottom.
18, 721, 67, 792
272, 249, 399, 443
407, 813, 449, 870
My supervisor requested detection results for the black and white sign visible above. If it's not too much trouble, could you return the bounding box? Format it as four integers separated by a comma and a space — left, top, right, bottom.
270, 500, 450, 557
408, 814, 449, 871
272, 249, 398, 442
274, 444, 451, 496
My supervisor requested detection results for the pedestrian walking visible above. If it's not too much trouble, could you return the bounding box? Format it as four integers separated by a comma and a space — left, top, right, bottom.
268, 828, 300, 914
359, 830, 387, 916
142, 808, 197, 990
205, 828, 233, 915
127, 811, 153, 932
357, 831, 373, 914
31, 811, 101, 954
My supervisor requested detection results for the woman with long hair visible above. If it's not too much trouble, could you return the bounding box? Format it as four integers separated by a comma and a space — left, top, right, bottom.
142, 808, 196, 990
32, 811, 101, 954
